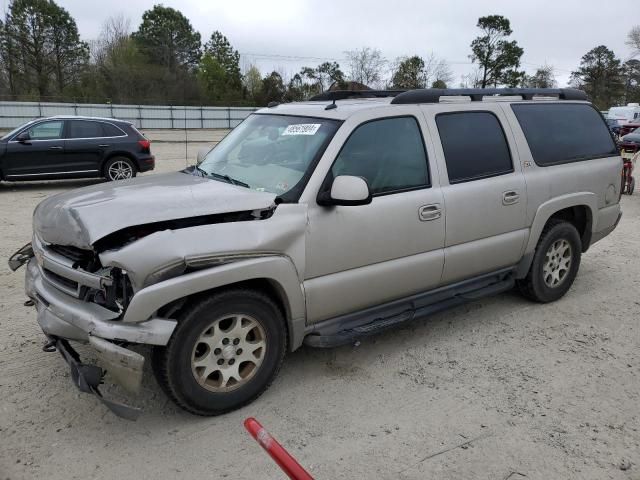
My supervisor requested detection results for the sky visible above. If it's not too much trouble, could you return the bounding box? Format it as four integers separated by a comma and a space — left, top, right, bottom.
6, 0, 637, 87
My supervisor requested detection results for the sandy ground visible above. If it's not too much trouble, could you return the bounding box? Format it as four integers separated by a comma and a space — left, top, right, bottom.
0, 132, 639, 480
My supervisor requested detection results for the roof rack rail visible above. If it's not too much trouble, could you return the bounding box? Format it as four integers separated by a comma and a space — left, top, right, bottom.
309, 89, 406, 101
390, 88, 588, 104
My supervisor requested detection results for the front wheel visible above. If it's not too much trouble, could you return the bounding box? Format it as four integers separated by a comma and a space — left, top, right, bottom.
517, 219, 582, 303
104, 156, 136, 181
152, 289, 287, 416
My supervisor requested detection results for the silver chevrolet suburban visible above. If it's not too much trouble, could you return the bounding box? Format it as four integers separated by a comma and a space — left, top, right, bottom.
9, 88, 622, 418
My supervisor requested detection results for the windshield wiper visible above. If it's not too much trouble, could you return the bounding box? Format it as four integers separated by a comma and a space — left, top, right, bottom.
208, 171, 250, 189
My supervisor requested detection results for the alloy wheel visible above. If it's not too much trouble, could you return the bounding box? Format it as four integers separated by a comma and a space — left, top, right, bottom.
191, 314, 266, 392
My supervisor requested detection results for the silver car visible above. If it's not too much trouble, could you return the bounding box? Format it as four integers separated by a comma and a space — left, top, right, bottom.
10, 88, 622, 418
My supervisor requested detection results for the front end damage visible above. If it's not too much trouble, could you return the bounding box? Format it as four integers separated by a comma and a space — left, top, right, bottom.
12, 177, 307, 418
22, 249, 176, 419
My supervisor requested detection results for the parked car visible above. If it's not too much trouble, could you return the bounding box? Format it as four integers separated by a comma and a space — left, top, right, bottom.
9, 88, 622, 418
621, 126, 640, 145
606, 117, 622, 136
0, 116, 154, 182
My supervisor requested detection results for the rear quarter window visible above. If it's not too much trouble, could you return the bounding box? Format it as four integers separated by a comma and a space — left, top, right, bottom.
511, 103, 618, 166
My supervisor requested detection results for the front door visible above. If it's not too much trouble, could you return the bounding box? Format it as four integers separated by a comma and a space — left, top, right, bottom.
304, 114, 445, 323
4, 120, 66, 178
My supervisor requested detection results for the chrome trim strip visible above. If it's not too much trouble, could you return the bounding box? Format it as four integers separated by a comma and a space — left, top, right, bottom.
5, 169, 99, 177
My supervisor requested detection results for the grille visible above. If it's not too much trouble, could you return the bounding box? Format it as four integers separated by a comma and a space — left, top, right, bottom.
43, 268, 79, 291
48, 244, 97, 270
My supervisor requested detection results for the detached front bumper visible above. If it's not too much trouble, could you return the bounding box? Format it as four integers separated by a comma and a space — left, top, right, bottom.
21, 257, 177, 418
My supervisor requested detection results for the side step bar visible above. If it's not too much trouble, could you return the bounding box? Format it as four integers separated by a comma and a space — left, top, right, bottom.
303, 268, 515, 348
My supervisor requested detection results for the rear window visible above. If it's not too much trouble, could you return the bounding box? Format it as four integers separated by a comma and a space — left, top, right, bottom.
512, 103, 618, 166
436, 111, 513, 184
102, 122, 125, 137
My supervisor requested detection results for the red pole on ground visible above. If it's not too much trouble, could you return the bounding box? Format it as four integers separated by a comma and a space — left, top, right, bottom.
244, 417, 314, 480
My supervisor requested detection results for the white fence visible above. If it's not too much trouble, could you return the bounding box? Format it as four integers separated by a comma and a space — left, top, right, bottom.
0, 101, 258, 129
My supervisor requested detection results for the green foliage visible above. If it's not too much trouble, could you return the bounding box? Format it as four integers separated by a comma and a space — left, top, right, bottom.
198, 52, 233, 103
299, 61, 345, 95
392, 56, 426, 89
260, 71, 286, 104
133, 5, 201, 71
523, 66, 557, 88
0, 0, 89, 97
204, 31, 241, 91
470, 15, 524, 88
243, 64, 263, 103
571, 45, 624, 110
432, 79, 447, 89
623, 59, 640, 104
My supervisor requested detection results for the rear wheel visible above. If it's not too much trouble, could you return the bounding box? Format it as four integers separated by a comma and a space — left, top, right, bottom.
152, 289, 287, 416
104, 156, 136, 181
518, 220, 581, 303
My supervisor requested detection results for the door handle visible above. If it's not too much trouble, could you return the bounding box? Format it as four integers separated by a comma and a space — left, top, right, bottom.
419, 204, 442, 221
98, 144, 110, 148
502, 191, 520, 205
48, 146, 62, 150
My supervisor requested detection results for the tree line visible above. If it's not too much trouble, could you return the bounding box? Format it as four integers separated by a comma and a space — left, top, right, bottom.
0, 1, 637, 110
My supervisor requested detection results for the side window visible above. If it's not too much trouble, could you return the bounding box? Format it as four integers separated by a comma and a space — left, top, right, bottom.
436, 112, 513, 184
67, 120, 104, 139
102, 122, 125, 137
511, 103, 618, 166
330, 116, 429, 195
26, 121, 64, 140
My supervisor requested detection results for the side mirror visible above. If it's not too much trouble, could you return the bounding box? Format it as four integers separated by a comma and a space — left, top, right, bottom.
317, 175, 372, 206
16, 131, 30, 143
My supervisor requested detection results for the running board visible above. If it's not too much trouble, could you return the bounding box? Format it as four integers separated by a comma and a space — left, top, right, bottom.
303, 269, 515, 348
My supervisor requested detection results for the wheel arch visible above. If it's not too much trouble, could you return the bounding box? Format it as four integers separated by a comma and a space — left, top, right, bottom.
123, 256, 306, 351
525, 193, 597, 256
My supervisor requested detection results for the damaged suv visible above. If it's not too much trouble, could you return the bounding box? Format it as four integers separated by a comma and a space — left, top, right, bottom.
10, 88, 622, 418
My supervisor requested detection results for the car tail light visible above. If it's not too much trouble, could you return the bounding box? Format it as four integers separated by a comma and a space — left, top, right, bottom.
138, 139, 151, 150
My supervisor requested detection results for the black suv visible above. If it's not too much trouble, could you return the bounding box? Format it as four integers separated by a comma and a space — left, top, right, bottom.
0, 116, 154, 182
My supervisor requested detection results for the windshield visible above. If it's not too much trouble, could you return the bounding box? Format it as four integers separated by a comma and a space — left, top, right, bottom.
1, 119, 38, 141
198, 114, 340, 200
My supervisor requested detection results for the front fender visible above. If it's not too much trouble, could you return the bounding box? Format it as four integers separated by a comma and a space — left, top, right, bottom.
524, 192, 597, 254
122, 255, 306, 350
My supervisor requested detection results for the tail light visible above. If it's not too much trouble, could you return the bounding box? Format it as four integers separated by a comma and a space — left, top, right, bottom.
138, 139, 151, 150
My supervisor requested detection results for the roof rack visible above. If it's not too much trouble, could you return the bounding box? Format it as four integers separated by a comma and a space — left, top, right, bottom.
309, 89, 406, 101
390, 88, 588, 104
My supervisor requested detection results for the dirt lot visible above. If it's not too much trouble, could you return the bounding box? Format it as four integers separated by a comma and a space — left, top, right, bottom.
1, 131, 639, 480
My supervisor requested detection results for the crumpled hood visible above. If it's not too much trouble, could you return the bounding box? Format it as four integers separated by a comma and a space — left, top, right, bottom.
33, 172, 277, 249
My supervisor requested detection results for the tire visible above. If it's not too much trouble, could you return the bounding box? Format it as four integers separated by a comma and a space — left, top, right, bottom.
152, 289, 287, 416
517, 219, 582, 303
104, 156, 136, 181
629, 177, 635, 195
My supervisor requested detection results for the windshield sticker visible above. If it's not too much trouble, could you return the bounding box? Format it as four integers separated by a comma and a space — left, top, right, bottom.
282, 124, 321, 136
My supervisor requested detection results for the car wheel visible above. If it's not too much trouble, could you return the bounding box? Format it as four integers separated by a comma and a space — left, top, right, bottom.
104, 156, 136, 181
517, 219, 581, 303
152, 289, 287, 416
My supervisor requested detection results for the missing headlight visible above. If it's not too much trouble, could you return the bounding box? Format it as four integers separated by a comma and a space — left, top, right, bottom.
84, 268, 133, 314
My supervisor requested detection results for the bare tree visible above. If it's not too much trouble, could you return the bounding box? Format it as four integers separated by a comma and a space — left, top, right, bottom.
344, 47, 387, 88
459, 67, 484, 88
627, 26, 640, 57
423, 53, 453, 87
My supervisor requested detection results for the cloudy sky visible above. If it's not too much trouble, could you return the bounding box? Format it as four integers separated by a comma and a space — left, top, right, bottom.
7, 0, 637, 86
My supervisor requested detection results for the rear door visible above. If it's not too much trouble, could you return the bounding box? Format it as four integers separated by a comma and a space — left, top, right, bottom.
4, 120, 67, 178
423, 104, 527, 284
63, 120, 109, 173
